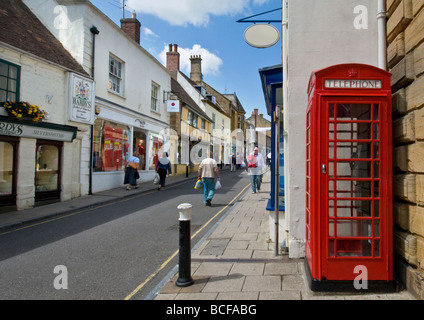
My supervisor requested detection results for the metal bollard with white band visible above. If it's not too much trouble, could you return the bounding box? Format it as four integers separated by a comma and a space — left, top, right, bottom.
176, 203, 194, 287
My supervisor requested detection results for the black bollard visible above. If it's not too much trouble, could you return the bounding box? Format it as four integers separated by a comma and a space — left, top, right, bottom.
176, 203, 194, 287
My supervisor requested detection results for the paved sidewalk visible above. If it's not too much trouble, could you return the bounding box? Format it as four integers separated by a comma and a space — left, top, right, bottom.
153, 171, 416, 300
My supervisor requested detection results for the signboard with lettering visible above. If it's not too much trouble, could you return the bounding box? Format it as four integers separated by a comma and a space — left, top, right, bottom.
68, 73, 96, 124
0, 120, 76, 142
324, 79, 382, 89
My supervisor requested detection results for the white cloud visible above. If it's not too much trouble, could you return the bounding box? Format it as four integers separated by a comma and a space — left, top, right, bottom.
127, 0, 257, 27
142, 27, 158, 38
159, 44, 223, 76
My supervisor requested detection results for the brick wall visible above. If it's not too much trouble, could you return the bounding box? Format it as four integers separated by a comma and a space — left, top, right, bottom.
387, 0, 424, 299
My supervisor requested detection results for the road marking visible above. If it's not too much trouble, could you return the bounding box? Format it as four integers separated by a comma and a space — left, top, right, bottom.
124, 182, 251, 300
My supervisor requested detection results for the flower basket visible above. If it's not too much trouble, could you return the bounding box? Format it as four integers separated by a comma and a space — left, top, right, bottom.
1, 101, 46, 122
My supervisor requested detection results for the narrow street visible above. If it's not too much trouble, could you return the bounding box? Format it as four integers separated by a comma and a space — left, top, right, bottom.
0, 169, 251, 300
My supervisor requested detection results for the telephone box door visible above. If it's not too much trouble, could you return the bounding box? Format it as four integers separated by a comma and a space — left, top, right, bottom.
320, 97, 392, 281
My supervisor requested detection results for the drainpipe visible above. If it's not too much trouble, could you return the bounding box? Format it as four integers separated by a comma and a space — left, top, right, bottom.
282, 0, 289, 248
89, 26, 100, 195
377, 0, 387, 70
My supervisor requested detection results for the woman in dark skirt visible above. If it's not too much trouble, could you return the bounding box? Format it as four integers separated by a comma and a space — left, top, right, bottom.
124, 151, 140, 190
155, 152, 172, 191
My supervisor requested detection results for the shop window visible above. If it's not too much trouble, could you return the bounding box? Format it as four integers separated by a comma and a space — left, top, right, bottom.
0, 59, 20, 102
134, 130, 147, 171
149, 133, 163, 170
35, 140, 62, 201
0, 137, 17, 206
93, 119, 130, 172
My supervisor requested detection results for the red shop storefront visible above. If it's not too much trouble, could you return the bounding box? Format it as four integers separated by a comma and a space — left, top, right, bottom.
305, 64, 395, 291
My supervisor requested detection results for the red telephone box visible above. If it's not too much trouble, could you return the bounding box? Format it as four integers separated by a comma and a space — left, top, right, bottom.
305, 64, 394, 291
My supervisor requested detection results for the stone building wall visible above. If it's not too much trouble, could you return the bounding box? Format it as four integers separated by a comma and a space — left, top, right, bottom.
387, 0, 424, 300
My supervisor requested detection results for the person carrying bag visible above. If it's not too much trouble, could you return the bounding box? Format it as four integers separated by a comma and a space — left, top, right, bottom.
155, 152, 172, 191
124, 151, 140, 190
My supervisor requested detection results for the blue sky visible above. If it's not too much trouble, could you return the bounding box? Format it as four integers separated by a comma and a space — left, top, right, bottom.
88, 0, 282, 120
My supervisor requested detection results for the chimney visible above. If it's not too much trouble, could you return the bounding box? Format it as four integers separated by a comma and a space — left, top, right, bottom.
120, 12, 141, 44
190, 55, 202, 82
166, 43, 180, 71
252, 108, 259, 116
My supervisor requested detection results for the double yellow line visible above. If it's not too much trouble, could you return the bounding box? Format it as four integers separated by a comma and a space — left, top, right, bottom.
124, 183, 251, 300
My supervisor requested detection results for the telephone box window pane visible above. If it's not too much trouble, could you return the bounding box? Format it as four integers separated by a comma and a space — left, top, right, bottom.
329, 240, 335, 257
337, 123, 371, 140
374, 200, 380, 217
329, 220, 334, 237
373, 124, 379, 140
374, 181, 380, 197
373, 104, 379, 120
329, 123, 334, 139
374, 220, 380, 237
336, 240, 371, 257
329, 200, 334, 217
336, 220, 372, 237
329, 104, 335, 120
336, 180, 371, 198
374, 240, 380, 257
336, 142, 371, 160
373, 162, 379, 178
336, 200, 371, 217
337, 161, 371, 178
329, 180, 334, 197
329, 142, 334, 158
374, 142, 379, 159
328, 162, 334, 178
336, 104, 371, 120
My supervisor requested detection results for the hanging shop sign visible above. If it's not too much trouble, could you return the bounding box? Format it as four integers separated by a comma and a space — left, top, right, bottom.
244, 24, 280, 48
167, 100, 180, 112
68, 73, 96, 124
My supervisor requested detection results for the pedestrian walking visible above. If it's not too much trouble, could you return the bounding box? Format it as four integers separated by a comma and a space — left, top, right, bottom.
156, 152, 172, 191
198, 151, 221, 206
247, 147, 264, 193
124, 151, 140, 190
231, 153, 237, 172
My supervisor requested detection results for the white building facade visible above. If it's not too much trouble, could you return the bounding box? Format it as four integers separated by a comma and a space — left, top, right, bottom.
284, 0, 381, 258
24, 0, 172, 192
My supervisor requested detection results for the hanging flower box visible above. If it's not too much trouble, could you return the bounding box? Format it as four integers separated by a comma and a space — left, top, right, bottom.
1, 101, 46, 122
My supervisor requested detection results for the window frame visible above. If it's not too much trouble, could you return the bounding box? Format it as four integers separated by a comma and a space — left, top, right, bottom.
151, 82, 160, 113
109, 55, 124, 95
0, 59, 20, 102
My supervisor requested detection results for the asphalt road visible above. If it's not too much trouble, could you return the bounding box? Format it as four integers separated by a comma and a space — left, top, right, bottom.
0, 169, 251, 300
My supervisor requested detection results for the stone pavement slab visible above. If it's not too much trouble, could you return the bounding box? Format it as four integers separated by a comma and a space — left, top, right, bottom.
153, 170, 417, 301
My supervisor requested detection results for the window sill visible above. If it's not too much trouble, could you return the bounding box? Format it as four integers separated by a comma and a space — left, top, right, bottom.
107, 89, 126, 100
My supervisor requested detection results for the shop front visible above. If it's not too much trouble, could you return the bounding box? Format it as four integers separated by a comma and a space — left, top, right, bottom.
91, 100, 168, 192
0, 116, 78, 211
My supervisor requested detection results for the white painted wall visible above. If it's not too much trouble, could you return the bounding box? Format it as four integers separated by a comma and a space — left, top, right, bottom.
24, 0, 173, 192
0, 45, 87, 209
286, 0, 379, 258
